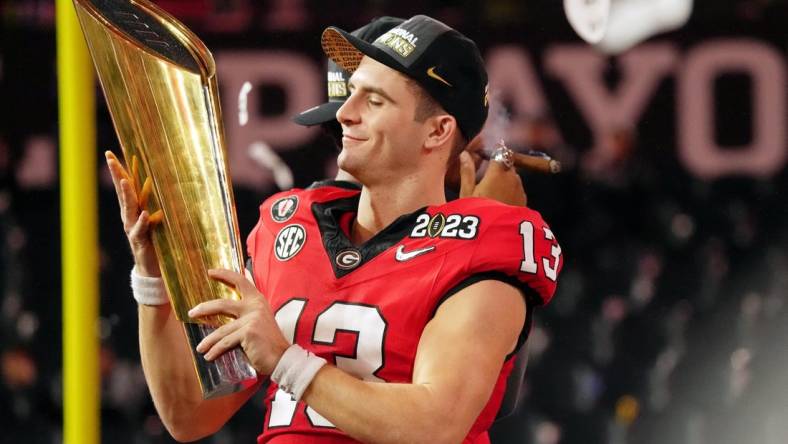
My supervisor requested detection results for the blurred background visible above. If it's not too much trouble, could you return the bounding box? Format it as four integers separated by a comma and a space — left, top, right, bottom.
2, 0, 788, 443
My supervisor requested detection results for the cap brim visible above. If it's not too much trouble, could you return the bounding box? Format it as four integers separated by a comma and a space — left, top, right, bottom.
322, 27, 401, 75
292, 101, 343, 126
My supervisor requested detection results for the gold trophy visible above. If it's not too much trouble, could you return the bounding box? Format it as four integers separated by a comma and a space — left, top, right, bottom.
73, 0, 257, 398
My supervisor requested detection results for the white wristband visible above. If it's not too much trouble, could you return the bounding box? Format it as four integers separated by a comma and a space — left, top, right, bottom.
271, 344, 327, 402
130, 266, 169, 306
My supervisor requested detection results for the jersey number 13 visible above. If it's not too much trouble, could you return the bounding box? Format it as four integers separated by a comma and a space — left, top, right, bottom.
268, 299, 387, 428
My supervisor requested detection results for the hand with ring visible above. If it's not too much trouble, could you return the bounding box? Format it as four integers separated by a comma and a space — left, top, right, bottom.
459, 140, 527, 207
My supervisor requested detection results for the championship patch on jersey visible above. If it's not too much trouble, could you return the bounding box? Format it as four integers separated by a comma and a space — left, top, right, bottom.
270, 196, 299, 223
274, 224, 306, 261
410, 212, 480, 239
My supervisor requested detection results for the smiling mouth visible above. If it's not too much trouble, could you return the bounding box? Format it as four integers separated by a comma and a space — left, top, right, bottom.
342, 134, 367, 147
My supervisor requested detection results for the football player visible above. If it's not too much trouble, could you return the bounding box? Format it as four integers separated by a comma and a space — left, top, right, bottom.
108, 14, 562, 444
292, 17, 529, 423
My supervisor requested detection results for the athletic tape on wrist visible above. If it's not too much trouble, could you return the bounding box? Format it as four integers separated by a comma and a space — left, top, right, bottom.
130, 266, 169, 306
271, 344, 328, 402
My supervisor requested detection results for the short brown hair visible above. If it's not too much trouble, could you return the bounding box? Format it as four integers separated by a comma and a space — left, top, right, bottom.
406, 80, 468, 164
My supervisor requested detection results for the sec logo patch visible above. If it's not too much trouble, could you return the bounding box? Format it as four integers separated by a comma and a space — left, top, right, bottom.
271, 196, 298, 223
274, 224, 306, 261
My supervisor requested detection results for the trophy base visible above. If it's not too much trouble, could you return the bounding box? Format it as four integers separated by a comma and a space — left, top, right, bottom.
184, 322, 258, 399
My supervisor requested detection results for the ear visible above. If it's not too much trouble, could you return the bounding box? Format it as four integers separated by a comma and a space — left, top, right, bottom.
423, 115, 458, 152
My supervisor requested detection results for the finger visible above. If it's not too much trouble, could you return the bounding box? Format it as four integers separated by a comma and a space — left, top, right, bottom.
203, 329, 244, 361
105, 151, 122, 193
105, 151, 131, 182
105, 152, 130, 213
209, 268, 257, 295
458, 151, 476, 198
514, 170, 528, 207
127, 211, 151, 247
485, 156, 511, 176
148, 209, 163, 226
195, 319, 243, 353
188, 298, 242, 319
119, 178, 140, 231
506, 172, 528, 207
107, 163, 128, 224
138, 177, 153, 210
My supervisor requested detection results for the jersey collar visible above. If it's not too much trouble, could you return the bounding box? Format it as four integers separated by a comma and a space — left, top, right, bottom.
311, 195, 425, 279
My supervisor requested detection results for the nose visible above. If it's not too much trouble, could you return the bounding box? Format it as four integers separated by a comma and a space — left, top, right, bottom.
336, 91, 360, 127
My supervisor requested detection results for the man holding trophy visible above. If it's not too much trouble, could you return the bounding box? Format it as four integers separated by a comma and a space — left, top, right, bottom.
85, 2, 561, 442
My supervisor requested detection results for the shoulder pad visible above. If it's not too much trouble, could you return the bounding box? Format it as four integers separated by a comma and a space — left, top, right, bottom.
463, 199, 563, 306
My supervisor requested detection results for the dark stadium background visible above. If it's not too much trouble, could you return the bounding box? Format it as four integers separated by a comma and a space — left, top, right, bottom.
1, 1, 787, 443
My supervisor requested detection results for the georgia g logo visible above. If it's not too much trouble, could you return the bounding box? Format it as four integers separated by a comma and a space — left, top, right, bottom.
335, 249, 362, 270
274, 224, 306, 261
270, 196, 298, 223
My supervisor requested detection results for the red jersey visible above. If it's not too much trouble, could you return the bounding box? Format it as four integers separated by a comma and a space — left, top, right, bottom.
246, 183, 563, 443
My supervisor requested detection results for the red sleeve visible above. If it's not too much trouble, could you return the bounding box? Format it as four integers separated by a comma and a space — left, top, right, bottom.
245, 188, 303, 257
245, 213, 262, 260
245, 191, 289, 292
468, 208, 563, 307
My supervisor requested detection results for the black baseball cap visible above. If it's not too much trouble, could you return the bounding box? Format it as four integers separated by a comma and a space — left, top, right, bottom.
321, 15, 489, 140
293, 16, 405, 126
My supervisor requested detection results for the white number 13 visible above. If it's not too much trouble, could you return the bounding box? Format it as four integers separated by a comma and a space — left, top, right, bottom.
269, 300, 386, 429
519, 221, 561, 281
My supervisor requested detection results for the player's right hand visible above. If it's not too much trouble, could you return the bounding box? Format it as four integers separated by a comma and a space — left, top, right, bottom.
105, 150, 162, 277
192, 269, 291, 376
459, 151, 528, 207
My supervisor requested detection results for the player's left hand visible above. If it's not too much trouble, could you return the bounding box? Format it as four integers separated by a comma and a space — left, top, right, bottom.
459, 151, 527, 207
189, 269, 290, 376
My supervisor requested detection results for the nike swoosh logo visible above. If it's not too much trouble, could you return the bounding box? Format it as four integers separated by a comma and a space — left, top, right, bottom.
427, 66, 452, 87
395, 245, 436, 262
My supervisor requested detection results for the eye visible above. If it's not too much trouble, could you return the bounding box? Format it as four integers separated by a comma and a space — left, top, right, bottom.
367, 96, 383, 107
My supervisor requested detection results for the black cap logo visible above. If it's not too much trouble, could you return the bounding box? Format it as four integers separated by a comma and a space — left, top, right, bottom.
376, 28, 418, 57
427, 66, 452, 87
